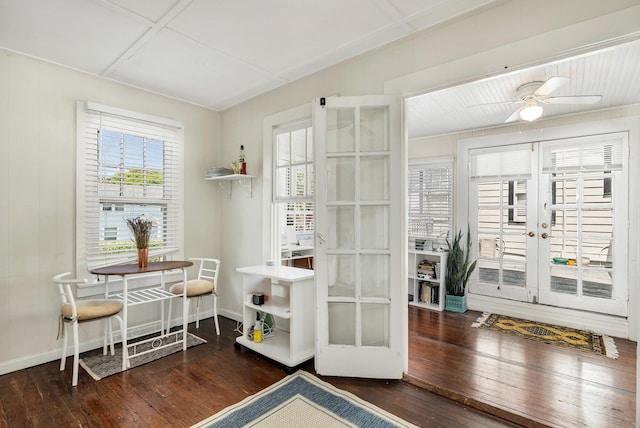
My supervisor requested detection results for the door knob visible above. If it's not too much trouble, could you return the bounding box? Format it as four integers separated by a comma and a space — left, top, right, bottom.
528, 231, 535, 237
541, 233, 549, 239
541, 223, 548, 229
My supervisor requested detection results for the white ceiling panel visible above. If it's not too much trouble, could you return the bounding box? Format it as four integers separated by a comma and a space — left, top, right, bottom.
0, 0, 147, 74
109, 28, 278, 107
0, 0, 505, 110
167, 0, 394, 74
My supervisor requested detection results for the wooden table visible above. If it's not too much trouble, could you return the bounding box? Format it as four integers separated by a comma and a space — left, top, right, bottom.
90, 260, 193, 371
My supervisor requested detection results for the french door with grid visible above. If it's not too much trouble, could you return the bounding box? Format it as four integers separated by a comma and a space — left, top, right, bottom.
469, 133, 628, 316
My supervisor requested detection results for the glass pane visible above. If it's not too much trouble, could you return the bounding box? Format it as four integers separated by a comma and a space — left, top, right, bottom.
360, 156, 389, 201
502, 262, 526, 287
582, 209, 613, 240
276, 167, 290, 199
361, 304, 389, 347
478, 208, 500, 233
478, 259, 500, 284
361, 255, 389, 298
292, 165, 306, 197
583, 269, 613, 299
327, 206, 355, 249
550, 265, 577, 295
360, 107, 388, 152
550, 209, 578, 236
307, 164, 314, 197
477, 181, 499, 207
327, 158, 355, 201
502, 234, 526, 260
478, 235, 500, 259
553, 177, 578, 205
361, 205, 389, 249
328, 302, 355, 346
328, 255, 355, 297
549, 237, 578, 260
583, 173, 613, 205
291, 128, 307, 163
582, 238, 612, 267
327, 108, 355, 153
276, 133, 290, 166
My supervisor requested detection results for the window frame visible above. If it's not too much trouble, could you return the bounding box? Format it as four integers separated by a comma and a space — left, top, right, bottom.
408, 156, 453, 249
76, 101, 184, 283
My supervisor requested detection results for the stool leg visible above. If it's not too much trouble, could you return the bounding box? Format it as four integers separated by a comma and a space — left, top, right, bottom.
72, 321, 79, 387
108, 318, 115, 355
60, 322, 68, 371
195, 297, 201, 329
213, 294, 220, 335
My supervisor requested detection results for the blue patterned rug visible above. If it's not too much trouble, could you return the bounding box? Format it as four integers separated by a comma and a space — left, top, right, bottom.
192, 371, 416, 428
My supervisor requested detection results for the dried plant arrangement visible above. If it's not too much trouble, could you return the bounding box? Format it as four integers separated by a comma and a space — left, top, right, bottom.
126, 215, 155, 249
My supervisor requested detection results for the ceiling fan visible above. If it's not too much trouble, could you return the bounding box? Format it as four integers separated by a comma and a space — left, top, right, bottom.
473, 76, 602, 123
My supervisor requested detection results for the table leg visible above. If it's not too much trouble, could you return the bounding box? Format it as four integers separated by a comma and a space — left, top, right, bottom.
122, 274, 129, 370
160, 270, 166, 334
182, 267, 188, 350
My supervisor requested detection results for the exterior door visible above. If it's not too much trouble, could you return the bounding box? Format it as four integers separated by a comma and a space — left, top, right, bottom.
468, 133, 628, 316
538, 133, 628, 316
469, 144, 539, 302
313, 95, 404, 378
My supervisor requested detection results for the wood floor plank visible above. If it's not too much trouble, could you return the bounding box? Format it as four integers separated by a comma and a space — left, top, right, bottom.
408, 306, 636, 427
1, 316, 519, 428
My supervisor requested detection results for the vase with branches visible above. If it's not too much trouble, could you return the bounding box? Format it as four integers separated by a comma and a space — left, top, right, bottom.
126, 215, 155, 268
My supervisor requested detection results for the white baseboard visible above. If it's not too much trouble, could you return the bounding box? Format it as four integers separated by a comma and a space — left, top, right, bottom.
468, 293, 630, 339
0, 310, 239, 376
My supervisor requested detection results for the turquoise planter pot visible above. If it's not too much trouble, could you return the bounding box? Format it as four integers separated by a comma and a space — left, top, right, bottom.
445, 294, 467, 313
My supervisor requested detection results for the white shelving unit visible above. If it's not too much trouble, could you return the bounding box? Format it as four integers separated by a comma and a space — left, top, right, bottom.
235, 265, 315, 372
206, 174, 256, 199
408, 250, 447, 311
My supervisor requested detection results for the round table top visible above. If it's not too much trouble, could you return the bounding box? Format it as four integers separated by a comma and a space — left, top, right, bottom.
90, 260, 193, 276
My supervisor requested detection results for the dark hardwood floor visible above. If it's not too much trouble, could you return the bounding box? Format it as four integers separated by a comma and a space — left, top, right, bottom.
1, 316, 518, 428
406, 306, 637, 428
1, 310, 634, 427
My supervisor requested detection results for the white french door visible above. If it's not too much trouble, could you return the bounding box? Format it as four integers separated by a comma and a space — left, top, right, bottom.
468, 132, 629, 316
313, 95, 404, 379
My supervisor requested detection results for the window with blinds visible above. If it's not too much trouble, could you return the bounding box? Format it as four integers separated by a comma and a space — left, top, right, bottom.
408, 159, 453, 243
274, 121, 314, 238
77, 102, 183, 270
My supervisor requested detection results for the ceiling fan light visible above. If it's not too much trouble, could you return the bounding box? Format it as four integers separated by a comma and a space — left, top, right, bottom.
520, 104, 543, 121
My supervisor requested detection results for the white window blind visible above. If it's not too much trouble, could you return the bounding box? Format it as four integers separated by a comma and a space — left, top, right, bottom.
470, 146, 532, 181
408, 159, 453, 241
77, 102, 183, 270
542, 132, 625, 174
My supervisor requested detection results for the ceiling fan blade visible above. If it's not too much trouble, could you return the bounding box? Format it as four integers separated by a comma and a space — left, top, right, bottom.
534, 76, 570, 97
504, 106, 525, 123
543, 95, 602, 105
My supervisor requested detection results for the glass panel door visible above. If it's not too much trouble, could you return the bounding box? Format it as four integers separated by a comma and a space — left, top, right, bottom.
314, 95, 404, 379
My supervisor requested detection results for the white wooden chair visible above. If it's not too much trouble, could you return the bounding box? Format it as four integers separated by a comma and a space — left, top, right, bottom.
167, 258, 221, 335
53, 272, 124, 386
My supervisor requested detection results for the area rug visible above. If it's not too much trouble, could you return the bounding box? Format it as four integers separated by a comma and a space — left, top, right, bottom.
192, 371, 417, 428
472, 312, 618, 359
79, 332, 206, 380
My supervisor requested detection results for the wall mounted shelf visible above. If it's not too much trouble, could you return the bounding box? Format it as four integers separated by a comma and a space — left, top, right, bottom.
206, 174, 256, 199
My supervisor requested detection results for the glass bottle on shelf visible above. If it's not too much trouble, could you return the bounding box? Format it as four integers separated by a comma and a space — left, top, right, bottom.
238, 145, 247, 175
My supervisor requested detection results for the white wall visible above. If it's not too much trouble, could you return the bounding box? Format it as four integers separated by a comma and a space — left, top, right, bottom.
216, 0, 640, 321
0, 50, 221, 374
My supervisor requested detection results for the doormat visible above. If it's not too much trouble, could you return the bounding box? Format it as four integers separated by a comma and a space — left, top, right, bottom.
472, 312, 618, 359
191, 370, 417, 428
79, 333, 206, 381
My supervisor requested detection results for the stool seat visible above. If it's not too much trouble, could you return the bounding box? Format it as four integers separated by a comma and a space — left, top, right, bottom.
169, 279, 214, 297
166, 258, 220, 335
62, 299, 123, 321
54, 272, 123, 386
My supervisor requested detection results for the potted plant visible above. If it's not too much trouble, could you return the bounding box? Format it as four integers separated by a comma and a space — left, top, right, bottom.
126, 215, 156, 268
444, 226, 477, 313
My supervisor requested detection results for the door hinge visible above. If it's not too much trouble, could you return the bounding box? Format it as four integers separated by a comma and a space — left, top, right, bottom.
320, 97, 326, 108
